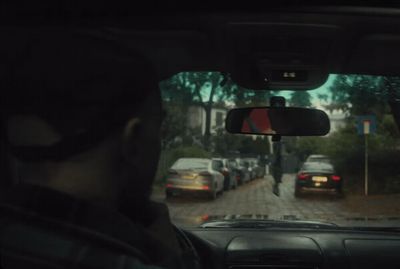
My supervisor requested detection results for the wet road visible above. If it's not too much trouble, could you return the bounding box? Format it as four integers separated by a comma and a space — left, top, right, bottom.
152, 174, 400, 227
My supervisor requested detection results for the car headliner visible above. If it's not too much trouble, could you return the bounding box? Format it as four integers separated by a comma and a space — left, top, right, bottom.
1, 4, 400, 87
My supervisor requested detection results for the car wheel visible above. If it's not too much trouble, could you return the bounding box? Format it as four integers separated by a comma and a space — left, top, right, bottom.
229, 176, 235, 190
232, 180, 237, 190
166, 190, 173, 199
209, 191, 217, 200
219, 181, 224, 195
294, 186, 302, 198
224, 182, 229, 191
336, 188, 344, 198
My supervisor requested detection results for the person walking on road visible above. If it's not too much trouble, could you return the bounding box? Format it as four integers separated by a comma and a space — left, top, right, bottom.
272, 141, 283, 196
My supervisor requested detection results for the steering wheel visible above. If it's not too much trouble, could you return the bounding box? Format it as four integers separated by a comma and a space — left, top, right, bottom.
173, 224, 203, 269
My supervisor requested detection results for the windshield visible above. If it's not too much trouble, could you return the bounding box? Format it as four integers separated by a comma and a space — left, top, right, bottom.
152, 73, 400, 228
307, 156, 331, 163
171, 158, 209, 170
301, 163, 334, 173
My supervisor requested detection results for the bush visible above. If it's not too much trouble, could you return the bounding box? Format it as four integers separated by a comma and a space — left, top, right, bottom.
369, 150, 400, 194
327, 141, 400, 195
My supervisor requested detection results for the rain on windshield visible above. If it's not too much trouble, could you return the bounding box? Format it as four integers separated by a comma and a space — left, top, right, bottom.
152, 73, 400, 227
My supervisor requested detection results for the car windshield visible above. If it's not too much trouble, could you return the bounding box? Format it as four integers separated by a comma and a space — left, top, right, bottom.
152, 73, 400, 228
171, 158, 209, 170
302, 163, 334, 173
307, 156, 330, 163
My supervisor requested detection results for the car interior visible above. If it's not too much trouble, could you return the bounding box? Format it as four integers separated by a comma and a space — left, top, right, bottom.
3, 2, 400, 269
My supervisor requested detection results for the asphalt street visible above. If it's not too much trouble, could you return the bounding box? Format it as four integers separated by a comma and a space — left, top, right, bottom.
152, 174, 400, 227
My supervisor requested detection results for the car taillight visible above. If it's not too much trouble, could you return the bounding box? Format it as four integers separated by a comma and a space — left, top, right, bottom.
331, 175, 341, 181
198, 172, 212, 184
298, 173, 309, 180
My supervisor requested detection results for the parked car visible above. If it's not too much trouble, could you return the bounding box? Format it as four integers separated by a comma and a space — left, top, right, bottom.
225, 159, 241, 188
241, 158, 265, 180
305, 154, 332, 164
218, 158, 239, 190
295, 162, 342, 197
166, 158, 224, 199
255, 160, 266, 178
234, 158, 251, 185
240, 159, 255, 181
244, 159, 257, 180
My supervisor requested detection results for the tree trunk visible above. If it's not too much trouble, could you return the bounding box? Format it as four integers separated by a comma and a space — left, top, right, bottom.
203, 85, 217, 150
204, 104, 212, 149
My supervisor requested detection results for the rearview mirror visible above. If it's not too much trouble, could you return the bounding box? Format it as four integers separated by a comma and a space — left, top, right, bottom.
225, 107, 330, 136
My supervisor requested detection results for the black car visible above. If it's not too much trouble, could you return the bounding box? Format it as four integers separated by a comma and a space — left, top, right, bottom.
295, 162, 342, 196
305, 154, 332, 164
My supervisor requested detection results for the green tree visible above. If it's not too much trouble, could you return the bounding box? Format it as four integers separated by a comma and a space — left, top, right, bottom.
160, 72, 283, 155
161, 72, 236, 150
289, 91, 312, 107
326, 75, 387, 118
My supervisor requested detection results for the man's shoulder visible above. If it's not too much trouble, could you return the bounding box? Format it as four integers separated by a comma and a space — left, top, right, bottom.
0, 207, 166, 269
0, 185, 178, 269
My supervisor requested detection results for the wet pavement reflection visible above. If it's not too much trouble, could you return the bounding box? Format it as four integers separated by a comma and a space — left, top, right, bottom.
152, 174, 400, 227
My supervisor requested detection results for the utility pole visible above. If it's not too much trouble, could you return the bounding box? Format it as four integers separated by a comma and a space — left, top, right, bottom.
356, 116, 375, 196
364, 120, 370, 196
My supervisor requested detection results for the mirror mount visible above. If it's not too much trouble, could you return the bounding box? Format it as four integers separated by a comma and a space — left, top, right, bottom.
270, 96, 286, 142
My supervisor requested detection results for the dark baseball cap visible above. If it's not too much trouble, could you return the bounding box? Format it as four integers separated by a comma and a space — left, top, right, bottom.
1, 28, 159, 161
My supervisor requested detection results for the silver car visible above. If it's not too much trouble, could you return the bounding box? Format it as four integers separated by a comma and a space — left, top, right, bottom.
166, 158, 225, 199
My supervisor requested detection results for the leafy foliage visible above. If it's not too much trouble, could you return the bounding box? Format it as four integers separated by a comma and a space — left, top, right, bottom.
160, 72, 280, 151
289, 91, 312, 107
325, 75, 388, 118
161, 72, 235, 149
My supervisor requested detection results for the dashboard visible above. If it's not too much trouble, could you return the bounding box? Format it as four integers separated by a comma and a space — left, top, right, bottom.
184, 228, 400, 269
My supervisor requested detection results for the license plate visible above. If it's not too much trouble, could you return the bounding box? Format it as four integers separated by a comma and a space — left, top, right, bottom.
312, 176, 328, 182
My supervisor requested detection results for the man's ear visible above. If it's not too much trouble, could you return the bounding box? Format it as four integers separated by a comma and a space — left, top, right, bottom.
121, 118, 141, 163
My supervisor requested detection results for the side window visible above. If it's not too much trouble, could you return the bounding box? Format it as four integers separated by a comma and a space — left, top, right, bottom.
212, 160, 223, 171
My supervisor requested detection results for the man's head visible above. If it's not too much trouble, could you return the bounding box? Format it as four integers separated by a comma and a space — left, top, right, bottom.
1, 29, 163, 216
